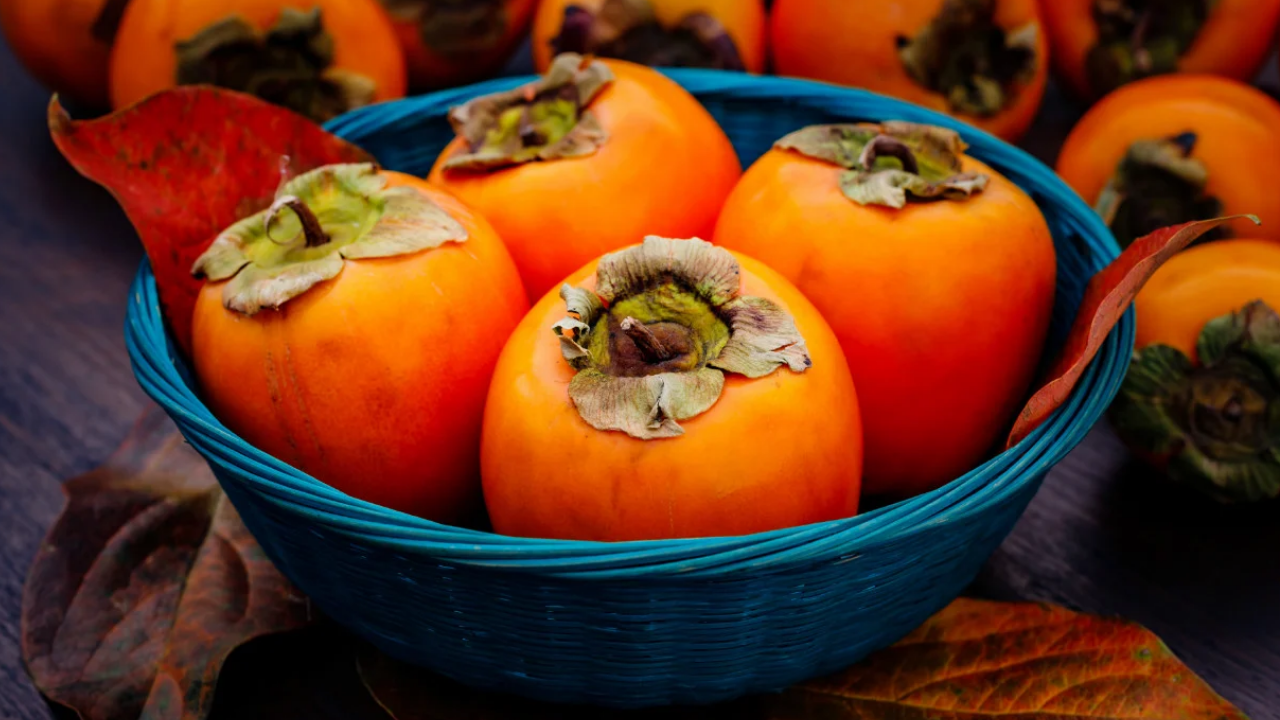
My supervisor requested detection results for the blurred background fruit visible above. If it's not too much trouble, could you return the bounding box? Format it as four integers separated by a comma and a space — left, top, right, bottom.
532, 0, 766, 73
769, 0, 1049, 142
1040, 0, 1280, 101
1056, 74, 1280, 247
380, 0, 537, 91
0, 0, 130, 109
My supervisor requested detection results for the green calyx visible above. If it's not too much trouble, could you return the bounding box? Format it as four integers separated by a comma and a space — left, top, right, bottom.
1086, 0, 1218, 97
552, 236, 812, 440
551, 0, 745, 71
175, 7, 377, 124
442, 52, 614, 171
191, 163, 468, 315
897, 0, 1039, 117
380, 0, 509, 59
1095, 132, 1224, 249
775, 122, 989, 209
1110, 301, 1280, 503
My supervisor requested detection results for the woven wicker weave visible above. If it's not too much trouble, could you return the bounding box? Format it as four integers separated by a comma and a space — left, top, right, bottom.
124, 69, 1131, 708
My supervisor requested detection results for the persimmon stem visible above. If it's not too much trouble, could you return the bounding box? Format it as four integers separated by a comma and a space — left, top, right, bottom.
620, 317, 672, 362
1170, 131, 1197, 156
860, 135, 919, 174
265, 195, 330, 248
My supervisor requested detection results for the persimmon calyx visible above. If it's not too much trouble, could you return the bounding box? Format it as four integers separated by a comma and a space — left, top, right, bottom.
897, 0, 1038, 117
175, 8, 377, 124
1095, 132, 1224, 249
442, 53, 613, 170
1086, 0, 1215, 97
1110, 301, 1280, 503
551, 236, 811, 440
552, 0, 745, 71
381, 0, 509, 58
776, 122, 989, 209
191, 163, 467, 315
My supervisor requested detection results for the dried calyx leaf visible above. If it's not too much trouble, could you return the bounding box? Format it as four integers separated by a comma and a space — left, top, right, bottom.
1095, 132, 1224, 249
553, 236, 810, 440
897, 0, 1039, 116
1086, 0, 1217, 97
381, 0, 510, 58
192, 163, 467, 315
1111, 300, 1280, 503
776, 122, 989, 209
442, 52, 614, 170
176, 7, 377, 123
552, 0, 745, 71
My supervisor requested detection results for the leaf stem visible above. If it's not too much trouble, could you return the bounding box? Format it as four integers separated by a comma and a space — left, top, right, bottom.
265, 195, 330, 248
620, 317, 672, 363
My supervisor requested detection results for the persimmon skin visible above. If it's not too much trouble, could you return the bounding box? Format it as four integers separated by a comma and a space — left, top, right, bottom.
1056, 75, 1280, 243
389, 0, 537, 90
1039, 0, 1280, 100
769, 0, 1048, 142
531, 0, 767, 73
713, 149, 1056, 498
1135, 239, 1280, 361
427, 58, 742, 302
109, 0, 406, 110
191, 174, 528, 523
481, 252, 863, 542
0, 0, 117, 108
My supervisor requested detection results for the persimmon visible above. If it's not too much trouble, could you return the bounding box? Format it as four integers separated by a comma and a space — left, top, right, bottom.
1110, 239, 1280, 503
1039, 0, 1280, 101
428, 53, 741, 301
769, 0, 1048, 142
1056, 74, 1280, 248
378, 0, 537, 91
109, 0, 406, 122
531, 0, 766, 73
0, 0, 130, 108
713, 122, 1057, 498
190, 163, 528, 522
481, 236, 862, 541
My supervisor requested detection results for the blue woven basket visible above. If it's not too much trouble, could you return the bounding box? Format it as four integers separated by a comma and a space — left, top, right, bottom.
124, 70, 1131, 708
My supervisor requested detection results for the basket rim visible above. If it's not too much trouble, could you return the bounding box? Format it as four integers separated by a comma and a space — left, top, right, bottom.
124, 69, 1134, 579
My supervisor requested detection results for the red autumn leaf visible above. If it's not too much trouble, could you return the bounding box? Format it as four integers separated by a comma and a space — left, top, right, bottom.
358, 598, 1246, 719
21, 404, 314, 720
1004, 215, 1261, 449
48, 86, 373, 357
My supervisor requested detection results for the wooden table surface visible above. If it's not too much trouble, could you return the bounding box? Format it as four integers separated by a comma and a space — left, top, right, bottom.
1, 32, 1278, 720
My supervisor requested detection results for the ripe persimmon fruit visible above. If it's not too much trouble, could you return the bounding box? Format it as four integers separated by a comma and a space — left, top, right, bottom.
481, 236, 862, 541
428, 53, 741, 302
769, 0, 1048, 142
1057, 74, 1280, 247
531, 0, 766, 73
1039, 0, 1280, 101
110, 0, 406, 122
190, 163, 528, 523
1110, 239, 1280, 503
378, 0, 537, 91
714, 122, 1057, 499
0, 0, 129, 108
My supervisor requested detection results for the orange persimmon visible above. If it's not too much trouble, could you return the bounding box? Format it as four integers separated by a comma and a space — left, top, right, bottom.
1039, 0, 1280, 101
1110, 239, 1280, 503
378, 0, 537, 91
428, 53, 741, 301
713, 122, 1057, 499
769, 0, 1048, 142
0, 0, 128, 108
481, 236, 863, 541
190, 164, 528, 522
1057, 74, 1280, 247
109, 0, 406, 122
531, 0, 766, 73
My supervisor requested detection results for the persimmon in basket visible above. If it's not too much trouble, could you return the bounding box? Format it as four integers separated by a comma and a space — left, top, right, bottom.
189, 163, 528, 523
1110, 239, 1280, 504
1039, 0, 1280, 101
428, 53, 741, 302
713, 122, 1056, 499
481, 236, 863, 541
531, 0, 766, 73
1056, 74, 1280, 248
0, 0, 126, 108
109, 0, 406, 123
377, 0, 537, 91
769, 0, 1048, 142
